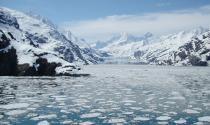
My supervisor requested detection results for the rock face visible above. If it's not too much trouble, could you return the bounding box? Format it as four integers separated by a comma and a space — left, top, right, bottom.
150, 31, 210, 66
0, 47, 18, 75
172, 35, 210, 66
22, 58, 61, 76
0, 30, 63, 76
0, 30, 18, 75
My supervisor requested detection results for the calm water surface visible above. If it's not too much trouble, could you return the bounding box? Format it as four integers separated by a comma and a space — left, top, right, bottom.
0, 65, 210, 125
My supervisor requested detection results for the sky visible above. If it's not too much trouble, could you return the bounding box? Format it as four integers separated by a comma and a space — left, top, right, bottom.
1, 0, 210, 41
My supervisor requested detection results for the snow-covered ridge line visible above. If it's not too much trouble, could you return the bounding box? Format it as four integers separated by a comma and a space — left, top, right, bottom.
94, 27, 210, 66
0, 7, 104, 75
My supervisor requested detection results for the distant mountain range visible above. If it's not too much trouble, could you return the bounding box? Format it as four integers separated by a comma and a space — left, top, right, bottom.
92, 27, 210, 66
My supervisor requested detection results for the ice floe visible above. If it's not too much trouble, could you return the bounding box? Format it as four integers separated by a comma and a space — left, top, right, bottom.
62, 120, 73, 124
37, 120, 50, 125
122, 112, 133, 115
168, 96, 185, 100
0, 103, 30, 109
80, 113, 101, 118
156, 116, 171, 121
108, 118, 126, 123
183, 109, 200, 114
174, 118, 187, 124
31, 114, 57, 120
6, 109, 27, 116
79, 121, 94, 125
198, 116, 210, 122
157, 121, 168, 125
0, 115, 3, 119
133, 116, 150, 121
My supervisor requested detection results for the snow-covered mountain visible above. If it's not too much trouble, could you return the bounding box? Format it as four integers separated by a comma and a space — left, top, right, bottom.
133, 27, 210, 66
0, 7, 103, 75
92, 32, 155, 57
94, 27, 210, 66
61, 29, 110, 63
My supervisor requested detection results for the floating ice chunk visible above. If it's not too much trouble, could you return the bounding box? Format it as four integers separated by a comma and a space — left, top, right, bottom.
62, 120, 73, 124
27, 107, 37, 111
157, 121, 168, 125
146, 97, 154, 101
174, 118, 187, 124
130, 107, 143, 110
52, 95, 67, 101
124, 103, 132, 106
133, 116, 150, 121
90, 108, 106, 113
98, 116, 107, 119
6, 109, 27, 116
203, 103, 210, 107
111, 107, 120, 110
183, 109, 200, 114
31, 114, 57, 120
122, 112, 133, 115
141, 109, 154, 112
122, 100, 136, 103
164, 101, 176, 104
108, 118, 126, 123
168, 112, 177, 115
37, 120, 50, 125
27, 113, 38, 118
73, 84, 84, 87
73, 99, 89, 103
193, 108, 202, 111
156, 116, 171, 121
198, 116, 210, 122
194, 121, 204, 125
0, 115, 3, 119
168, 96, 185, 100
60, 109, 70, 114
80, 113, 101, 118
0, 103, 30, 109
79, 121, 94, 125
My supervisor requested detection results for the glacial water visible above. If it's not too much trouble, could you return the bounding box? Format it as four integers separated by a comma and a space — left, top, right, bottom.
0, 65, 210, 125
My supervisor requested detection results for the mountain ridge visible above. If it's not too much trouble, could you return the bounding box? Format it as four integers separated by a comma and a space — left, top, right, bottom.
94, 27, 210, 66
0, 7, 105, 75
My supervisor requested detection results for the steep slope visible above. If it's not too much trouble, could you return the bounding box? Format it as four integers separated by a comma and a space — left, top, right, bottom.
0, 12, 77, 75
134, 27, 210, 66
0, 7, 103, 65
62, 30, 110, 63
0, 7, 100, 75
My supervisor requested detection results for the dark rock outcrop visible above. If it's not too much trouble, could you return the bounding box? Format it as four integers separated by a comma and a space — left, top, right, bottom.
188, 55, 208, 66
0, 30, 10, 49
36, 58, 59, 76
0, 31, 18, 75
21, 58, 61, 76
0, 10, 19, 29
0, 47, 18, 75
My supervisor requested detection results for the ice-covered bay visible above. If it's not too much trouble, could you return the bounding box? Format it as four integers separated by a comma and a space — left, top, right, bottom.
0, 64, 210, 124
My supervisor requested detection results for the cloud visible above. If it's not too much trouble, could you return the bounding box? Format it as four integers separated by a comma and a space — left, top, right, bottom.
60, 5, 210, 41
